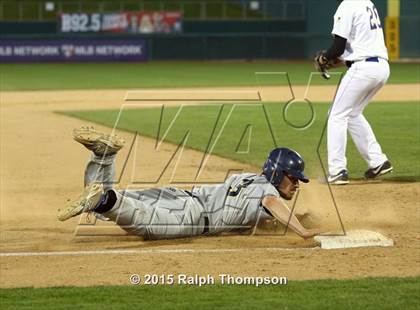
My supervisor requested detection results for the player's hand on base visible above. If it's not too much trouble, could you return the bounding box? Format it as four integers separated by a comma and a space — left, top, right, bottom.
301, 228, 323, 239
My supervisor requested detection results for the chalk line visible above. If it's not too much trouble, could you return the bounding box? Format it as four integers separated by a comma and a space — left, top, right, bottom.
0, 247, 318, 257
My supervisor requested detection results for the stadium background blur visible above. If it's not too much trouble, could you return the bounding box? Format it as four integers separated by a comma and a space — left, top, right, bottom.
1, 0, 419, 61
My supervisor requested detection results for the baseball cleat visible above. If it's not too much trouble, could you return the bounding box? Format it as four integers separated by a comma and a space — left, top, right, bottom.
73, 126, 125, 156
327, 169, 349, 185
364, 160, 393, 179
58, 183, 104, 221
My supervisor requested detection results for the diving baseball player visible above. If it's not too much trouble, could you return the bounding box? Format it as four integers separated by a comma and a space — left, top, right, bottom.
58, 127, 320, 240
314, 0, 393, 185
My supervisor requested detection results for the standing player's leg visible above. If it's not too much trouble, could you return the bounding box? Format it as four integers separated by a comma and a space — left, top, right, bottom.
347, 60, 392, 178
327, 66, 377, 183
348, 113, 386, 166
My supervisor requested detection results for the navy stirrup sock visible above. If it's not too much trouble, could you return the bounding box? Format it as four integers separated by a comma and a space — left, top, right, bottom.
94, 190, 117, 213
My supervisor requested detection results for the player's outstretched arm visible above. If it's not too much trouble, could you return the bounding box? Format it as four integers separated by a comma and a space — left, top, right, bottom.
261, 196, 321, 239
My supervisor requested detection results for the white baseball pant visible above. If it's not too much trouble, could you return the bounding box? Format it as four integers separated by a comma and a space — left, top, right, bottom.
327, 58, 390, 175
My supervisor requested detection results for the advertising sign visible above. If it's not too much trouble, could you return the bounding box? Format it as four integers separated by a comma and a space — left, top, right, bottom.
0, 39, 147, 62
60, 11, 182, 34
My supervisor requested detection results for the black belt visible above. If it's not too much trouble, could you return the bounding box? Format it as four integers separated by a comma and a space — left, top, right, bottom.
346, 57, 379, 68
202, 216, 209, 235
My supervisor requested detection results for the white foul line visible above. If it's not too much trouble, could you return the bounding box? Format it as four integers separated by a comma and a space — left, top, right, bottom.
0, 247, 318, 257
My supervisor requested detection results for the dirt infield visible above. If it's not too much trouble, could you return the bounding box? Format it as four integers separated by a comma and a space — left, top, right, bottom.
0, 85, 419, 288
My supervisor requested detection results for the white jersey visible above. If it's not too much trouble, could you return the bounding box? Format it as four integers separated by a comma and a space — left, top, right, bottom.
332, 0, 388, 61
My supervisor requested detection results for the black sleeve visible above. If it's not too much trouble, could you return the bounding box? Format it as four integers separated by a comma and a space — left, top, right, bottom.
262, 206, 274, 217
324, 35, 347, 60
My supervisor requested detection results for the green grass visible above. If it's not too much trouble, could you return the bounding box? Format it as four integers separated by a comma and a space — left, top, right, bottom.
1, 277, 419, 309
61, 101, 420, 181
1, 62, 419, 91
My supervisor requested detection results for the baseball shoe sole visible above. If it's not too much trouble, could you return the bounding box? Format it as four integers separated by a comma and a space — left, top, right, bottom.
73, 126, 125, 156
364, 160, 393, 179
58, 183, 104, 221
327, 169, 349, 185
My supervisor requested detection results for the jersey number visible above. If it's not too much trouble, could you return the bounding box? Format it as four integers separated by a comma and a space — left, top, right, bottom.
228, 178, 254, 197
367, 6, 382, 30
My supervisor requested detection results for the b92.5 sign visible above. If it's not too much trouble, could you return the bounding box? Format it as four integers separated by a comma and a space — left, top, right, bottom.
61, 13, 101, 32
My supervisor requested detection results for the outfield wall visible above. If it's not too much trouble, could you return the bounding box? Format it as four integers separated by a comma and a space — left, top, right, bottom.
400, 1, 420, 58
0, 33, 309, 62
1, 0, 419, 62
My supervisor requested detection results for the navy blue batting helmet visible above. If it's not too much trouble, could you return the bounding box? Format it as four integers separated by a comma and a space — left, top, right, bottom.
262, 147, 309, 186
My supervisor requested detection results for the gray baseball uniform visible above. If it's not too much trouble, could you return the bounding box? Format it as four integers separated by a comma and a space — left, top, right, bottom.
85, 154, 278, 240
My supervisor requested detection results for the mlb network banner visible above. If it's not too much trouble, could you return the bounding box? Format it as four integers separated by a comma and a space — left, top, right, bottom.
0, 39, 147, 63
60, 11, 182, 33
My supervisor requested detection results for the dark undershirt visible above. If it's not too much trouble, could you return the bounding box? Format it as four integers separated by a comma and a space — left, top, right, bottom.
263, 206, 274, 217
324, 35, 347, 60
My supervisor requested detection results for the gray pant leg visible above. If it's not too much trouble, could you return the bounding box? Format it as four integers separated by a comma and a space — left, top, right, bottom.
84, 154, 116, 190
103, 190, 206, 240
85, 155, 206, 239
